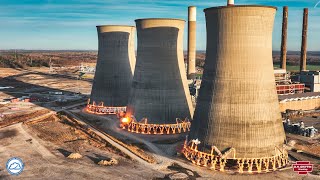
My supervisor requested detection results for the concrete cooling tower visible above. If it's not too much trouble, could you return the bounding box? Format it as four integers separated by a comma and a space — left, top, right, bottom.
121, 18, 193, 135
87, 25, 136, 114
183, 5, 288, 173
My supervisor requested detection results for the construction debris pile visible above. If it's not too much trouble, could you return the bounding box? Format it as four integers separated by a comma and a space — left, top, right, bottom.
67, 153, 83, 159
98, 158, 119, 166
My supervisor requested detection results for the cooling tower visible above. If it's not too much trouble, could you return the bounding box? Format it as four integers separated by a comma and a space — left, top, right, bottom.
187, 6, 197, 79
122, 18, 193, 135
183, 5, 288, 173
87, 25, 136, 114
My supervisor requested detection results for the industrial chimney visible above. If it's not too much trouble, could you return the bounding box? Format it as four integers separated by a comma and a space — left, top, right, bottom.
227, 0, 234, 6
187, 6, 197, 79
300, 8, 308, 72
183, 5, 288, 173
280, 6, 288, 70
122, 18, 194, 135
87, 25, 136, 114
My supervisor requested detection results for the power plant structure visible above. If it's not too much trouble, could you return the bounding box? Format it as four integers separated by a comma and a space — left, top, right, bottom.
276, 6, 312, 96
183, 5, 288, 173
121, 18, 193, 135
274, 68, 305, 95
280, 6, 288, 70
87, 25, 136, 114
227, 0, 234, 6
187, 6, 197, 80
300, 8, 308, 72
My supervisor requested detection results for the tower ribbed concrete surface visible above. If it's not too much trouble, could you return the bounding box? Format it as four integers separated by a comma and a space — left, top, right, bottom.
184, 5, 288, 173
127, 18, 193, 125
89, 25, 136, 112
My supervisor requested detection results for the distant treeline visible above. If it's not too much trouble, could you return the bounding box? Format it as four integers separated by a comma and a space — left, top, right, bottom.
272, 51, 320, 56
0, 54, 49, 68
0, 50, 97, 53
0, 51, 97, 68
0, 50, 319, 68
1, 50, 319, 56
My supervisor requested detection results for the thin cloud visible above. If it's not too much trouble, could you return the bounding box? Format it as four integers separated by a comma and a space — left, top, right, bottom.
315, 0, 320, 7
0, 0, 319, 50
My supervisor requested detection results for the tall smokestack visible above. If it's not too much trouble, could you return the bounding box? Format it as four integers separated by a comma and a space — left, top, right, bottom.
227, 0, 234, 6
183, 5, 288, 173
125, 18, 193, 134
87, 25, 136, 114
187, 6, 196, 79
280, 6, 288, 70
300, 8, 308, 72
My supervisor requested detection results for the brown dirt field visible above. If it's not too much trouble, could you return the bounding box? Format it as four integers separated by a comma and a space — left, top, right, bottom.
0, 109, 50, 128
28, 114, 129, 158
0, 123, 165, 179
60, 112, 156, 163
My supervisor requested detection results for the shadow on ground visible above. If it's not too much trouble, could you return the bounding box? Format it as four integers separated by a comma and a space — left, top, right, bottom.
153, 163, 201, 180
0, 68, 90, 112
86, 153, 112, 164
57, 148, 72, 157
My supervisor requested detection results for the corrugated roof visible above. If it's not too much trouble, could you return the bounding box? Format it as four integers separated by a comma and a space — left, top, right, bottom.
278, 92, 320, 101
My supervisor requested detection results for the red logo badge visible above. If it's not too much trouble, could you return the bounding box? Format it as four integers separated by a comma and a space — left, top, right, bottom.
292, 161, 313, 174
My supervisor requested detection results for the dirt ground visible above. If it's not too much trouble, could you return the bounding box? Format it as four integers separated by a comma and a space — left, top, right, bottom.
288, 116, 320, 156
0, 123, 164, 180
1, 122, 318, 180
78, 111, 320, 179
0, 68, 91, 94
0, 67, 320, 179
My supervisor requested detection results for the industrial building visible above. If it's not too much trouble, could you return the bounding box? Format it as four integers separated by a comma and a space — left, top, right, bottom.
275, 6, 320, 112
279, 92, 320, 112
274, 68, 305, 95
87, 25, 136, 114
183, 5, 288, 173
294, 8, 320, 92
283, 120, 318, 138
79, 63, 95, 74
299, 71, 320, 92
122, 18, 193, 135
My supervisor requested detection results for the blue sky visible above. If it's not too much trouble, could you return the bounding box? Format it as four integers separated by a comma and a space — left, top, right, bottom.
0, 0, 319, 51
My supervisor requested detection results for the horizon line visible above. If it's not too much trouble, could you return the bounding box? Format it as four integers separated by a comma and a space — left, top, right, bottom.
1, 49, 320, 52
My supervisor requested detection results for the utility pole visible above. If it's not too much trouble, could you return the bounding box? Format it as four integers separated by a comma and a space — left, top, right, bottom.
14, 49, 17, 60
